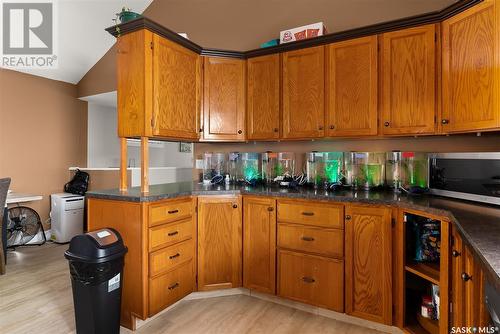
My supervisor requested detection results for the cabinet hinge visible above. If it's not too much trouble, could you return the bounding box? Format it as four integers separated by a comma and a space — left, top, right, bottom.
434, 115, 437, 124
195, 275, 198, 284
151, 118, 155, 128
435, 33, 437, 43
391, 218, 396, 227
150, 41, 154, 50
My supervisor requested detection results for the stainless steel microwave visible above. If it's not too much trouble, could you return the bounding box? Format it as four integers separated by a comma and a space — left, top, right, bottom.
429, 153, 500, 206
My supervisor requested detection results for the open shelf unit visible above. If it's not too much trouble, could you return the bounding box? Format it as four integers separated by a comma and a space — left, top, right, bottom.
401, 211, 449, 334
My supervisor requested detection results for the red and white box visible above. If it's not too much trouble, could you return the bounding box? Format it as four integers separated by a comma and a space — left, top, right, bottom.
280, 22, 327, 44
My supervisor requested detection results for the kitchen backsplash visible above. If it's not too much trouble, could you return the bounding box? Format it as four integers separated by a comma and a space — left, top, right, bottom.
193, 133, 500, 179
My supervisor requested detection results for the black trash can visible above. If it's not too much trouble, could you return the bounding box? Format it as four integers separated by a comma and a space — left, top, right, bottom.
64, 228, 128, 334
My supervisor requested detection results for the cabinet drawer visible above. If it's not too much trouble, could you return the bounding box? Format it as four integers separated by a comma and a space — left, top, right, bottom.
150, 198, 194, 227
149, 239, 194, 277
277, 200, 344, 229
278, 224, 343, 258
278, 250, 344, 312
149, 260, 194, 316
149, 218, 194, 251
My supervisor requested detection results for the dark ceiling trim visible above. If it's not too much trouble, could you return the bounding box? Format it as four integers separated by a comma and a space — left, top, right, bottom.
106, 0, 482, 59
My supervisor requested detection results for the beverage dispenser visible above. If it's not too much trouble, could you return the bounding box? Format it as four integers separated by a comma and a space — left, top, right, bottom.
262, 152, 278, 184
401, 152, 429, 191
202, 152, 227, 185
306, 152, 344, 189
240, 152, 261, 183
386, 151, 402, 190
346, 152, 386, 189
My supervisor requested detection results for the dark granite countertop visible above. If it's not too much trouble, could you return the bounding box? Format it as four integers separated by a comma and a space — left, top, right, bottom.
87, 182, 500, 290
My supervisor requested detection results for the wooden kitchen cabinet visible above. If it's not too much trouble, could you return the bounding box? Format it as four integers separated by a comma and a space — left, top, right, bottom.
282, 46, 325, 139
202, 57, 246, 141
451, 226, 490, 328
345, 204, 392, 325
116, 29, 201, 140
380, 24, 437, 135
326, 36, 378, 137
441, 0, 500, 133
243, 196, 276, 294
247, 54, 281, 140
197, 196, 242, 290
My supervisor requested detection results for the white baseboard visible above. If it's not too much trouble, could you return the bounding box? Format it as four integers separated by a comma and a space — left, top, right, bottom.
133, 287, 402, 334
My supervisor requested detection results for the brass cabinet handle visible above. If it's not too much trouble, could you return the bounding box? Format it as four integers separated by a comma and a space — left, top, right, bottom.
301, 236, 315, 242
168, 282, 180, 290
167, 231, 179, 237
167, 209, 179, 214
301, 211, 314, 216
237, 130, 242, 134
442, 119, 450, 125
233, 204, 238, 209
384, 121, 390, 127
461, 272, 472, 282
169, 253, 180, 259
345, 215, 352, 220
318, 126, 324, 130
329, 125, 335, 130
199, 127, 204, 132
301, 276, 315, 284
452, 250, 461, 257
267, 207, 274, 212
274, 128, 279, 132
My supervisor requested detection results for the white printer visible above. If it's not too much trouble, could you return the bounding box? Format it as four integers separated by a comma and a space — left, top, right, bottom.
50, 193, 84, 243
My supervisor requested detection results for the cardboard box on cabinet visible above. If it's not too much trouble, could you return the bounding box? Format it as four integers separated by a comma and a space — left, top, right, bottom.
280, 22, 327, 44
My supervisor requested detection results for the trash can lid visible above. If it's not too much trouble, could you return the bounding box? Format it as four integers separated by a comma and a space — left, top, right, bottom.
64, 228, 128, 263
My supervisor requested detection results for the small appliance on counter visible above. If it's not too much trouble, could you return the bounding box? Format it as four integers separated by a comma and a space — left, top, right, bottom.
306, 152, 345, 189
429, 152, 500, 205
346, 152, 386, 190
202, 152, 227, 185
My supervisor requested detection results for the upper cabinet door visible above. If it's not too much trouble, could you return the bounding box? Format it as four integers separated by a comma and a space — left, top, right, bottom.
326, 36, 378, 137
282, 46, 325, 139
247, 54, 281, 140
152, 35, 201, 140
202, 57, 246, 141
442, 0, 500, 133
380, 24, 437, 135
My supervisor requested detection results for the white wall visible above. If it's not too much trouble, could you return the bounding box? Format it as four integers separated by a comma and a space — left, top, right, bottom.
87, 103, 193, 168
87, 103, 119, 167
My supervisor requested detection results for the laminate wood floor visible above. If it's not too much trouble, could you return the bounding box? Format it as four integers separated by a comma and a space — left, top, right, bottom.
0, 244, 385, 334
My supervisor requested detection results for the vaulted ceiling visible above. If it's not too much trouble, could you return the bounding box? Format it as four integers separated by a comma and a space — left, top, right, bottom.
8, 0, 459, 87
142, 0, 457, 51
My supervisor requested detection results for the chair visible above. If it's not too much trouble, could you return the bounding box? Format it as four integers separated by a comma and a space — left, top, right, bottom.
0, 178, 11, 275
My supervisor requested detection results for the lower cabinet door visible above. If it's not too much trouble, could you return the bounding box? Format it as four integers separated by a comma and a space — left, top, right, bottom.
149, 260, 195, 316
345, 205, 392, 325
197, 196, 242, 291
243, 196, 276, 294
278, 250, 344, 312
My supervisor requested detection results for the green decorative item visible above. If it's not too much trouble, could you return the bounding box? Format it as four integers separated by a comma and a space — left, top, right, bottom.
274, 163, 284, 177
117, 7, 141, 23
324, 160, 340, 183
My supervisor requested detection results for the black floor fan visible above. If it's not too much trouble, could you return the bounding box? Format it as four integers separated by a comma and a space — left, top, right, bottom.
6, 206, 46, 249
